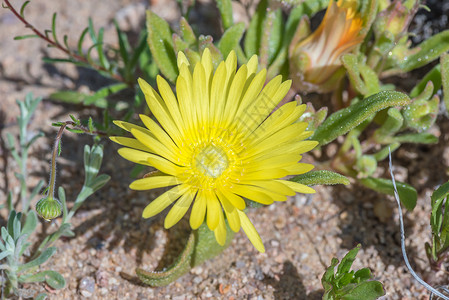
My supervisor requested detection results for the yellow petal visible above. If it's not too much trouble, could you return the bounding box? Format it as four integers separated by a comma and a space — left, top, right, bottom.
129, 176, 181, 190
216, 193, 241, 232
117, 148, 152, 166
283, 163, 315, 175
109, 136, 150, 152
131, 128, 179, 163
236, 180, 295, 196
165, 188, 196, 228
246, 54, 259, 76
142, 184, 188, 218
216, 187, 246, 210
177, 51, 190, 69
237, 210, 265, 253
206, 191, 220, 230
190, 190, 207, 229
213, 209, 227, 246
278, 180, 316, 194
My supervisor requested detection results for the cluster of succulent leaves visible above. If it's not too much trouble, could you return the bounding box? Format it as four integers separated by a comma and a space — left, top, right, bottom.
1, 94, 110, 298
322, 244, 385, 300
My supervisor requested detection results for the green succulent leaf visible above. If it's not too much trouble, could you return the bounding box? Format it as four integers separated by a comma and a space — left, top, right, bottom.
290, 170, 349, 186
441, 53, 449, 111
313, 91, 411, 146
217, 23, 245, 58
399, 30, 449, 72
179, 18, 197, 47
216, 0, 233, 30
146, 10, 178, 83
136, 223, 234, 286
393, 132, 438, 144
244, 0, 267, 58
359, 177, 417, 211
410, 64, 441, 98
84, 83, 128, 107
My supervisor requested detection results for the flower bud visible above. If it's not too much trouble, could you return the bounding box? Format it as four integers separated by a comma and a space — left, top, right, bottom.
36, 196, 62, 221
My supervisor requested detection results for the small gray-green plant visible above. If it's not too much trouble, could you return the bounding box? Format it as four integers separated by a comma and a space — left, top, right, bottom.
1, 94, 110, 298
425, 181, 449, 270
321, 244, 385, 300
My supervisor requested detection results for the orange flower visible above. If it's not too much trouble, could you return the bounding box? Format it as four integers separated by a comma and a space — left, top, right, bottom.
289, 0, 365, 92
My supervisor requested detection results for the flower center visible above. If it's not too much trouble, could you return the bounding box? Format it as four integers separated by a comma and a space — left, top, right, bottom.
195, 144, 229, 178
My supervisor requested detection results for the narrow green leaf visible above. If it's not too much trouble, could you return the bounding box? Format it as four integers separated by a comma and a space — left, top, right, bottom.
441, 53, 449, 111
84, 83, 128, 107
20, 1, 30, 17
260, 8, 283, 67
114, 20, 130, 65
359, 177, 417, 211
146, 10, 177, 82
96, 27, 110, 70
51, 13, 59, 46
393, 132, 438, 144
410, 64, 441, 98
18, 247, 57, 272
313, 91, 411, 146
216, 0, 233, 30
217, 23, 245, 58
244, 0, 267, 58
14, 34, 40, 40
290, 170, 349, 186
77, 27, 89, 55
399, 30, 449, 71
22, 211, 38, 236
336, 245, 360, 275
19, 270, 65, 289
179, 17, 197, 47
49, 91, 87, 104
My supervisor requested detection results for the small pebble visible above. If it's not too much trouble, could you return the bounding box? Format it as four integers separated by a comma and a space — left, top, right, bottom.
78, 276, 95, 298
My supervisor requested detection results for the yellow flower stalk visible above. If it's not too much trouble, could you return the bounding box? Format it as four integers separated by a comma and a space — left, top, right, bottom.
111, 49, 317, 252
289, 0, 365, 92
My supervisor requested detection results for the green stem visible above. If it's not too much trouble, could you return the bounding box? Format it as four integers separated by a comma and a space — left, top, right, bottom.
47, 125, 66, 199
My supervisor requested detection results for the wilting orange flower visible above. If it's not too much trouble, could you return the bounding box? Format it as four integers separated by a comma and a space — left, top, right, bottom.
289, 0, 365, 92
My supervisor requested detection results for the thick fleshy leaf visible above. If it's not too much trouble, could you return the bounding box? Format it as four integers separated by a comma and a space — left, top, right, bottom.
146, 10, 177, 82
136, 223, 234, 286
215, 0, 233, 30
217, 23, 245, 58
442, 53, 449, 112
313, 91, 411, 146
399, 30, 449, 72
290, 170, 349, 186
359, 177, 417, 211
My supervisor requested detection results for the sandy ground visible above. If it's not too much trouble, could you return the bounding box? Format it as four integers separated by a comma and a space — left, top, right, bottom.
1, 0, 449, 299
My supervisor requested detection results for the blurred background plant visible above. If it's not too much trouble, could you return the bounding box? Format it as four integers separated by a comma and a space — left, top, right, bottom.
1, 93, 110, 298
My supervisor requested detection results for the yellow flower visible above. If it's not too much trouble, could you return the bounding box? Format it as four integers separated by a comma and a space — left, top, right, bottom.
289, 0, 365, 92
111, 49, 317, 252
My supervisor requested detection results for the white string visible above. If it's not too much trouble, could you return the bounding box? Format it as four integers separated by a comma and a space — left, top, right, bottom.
388, 148, 449, 299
